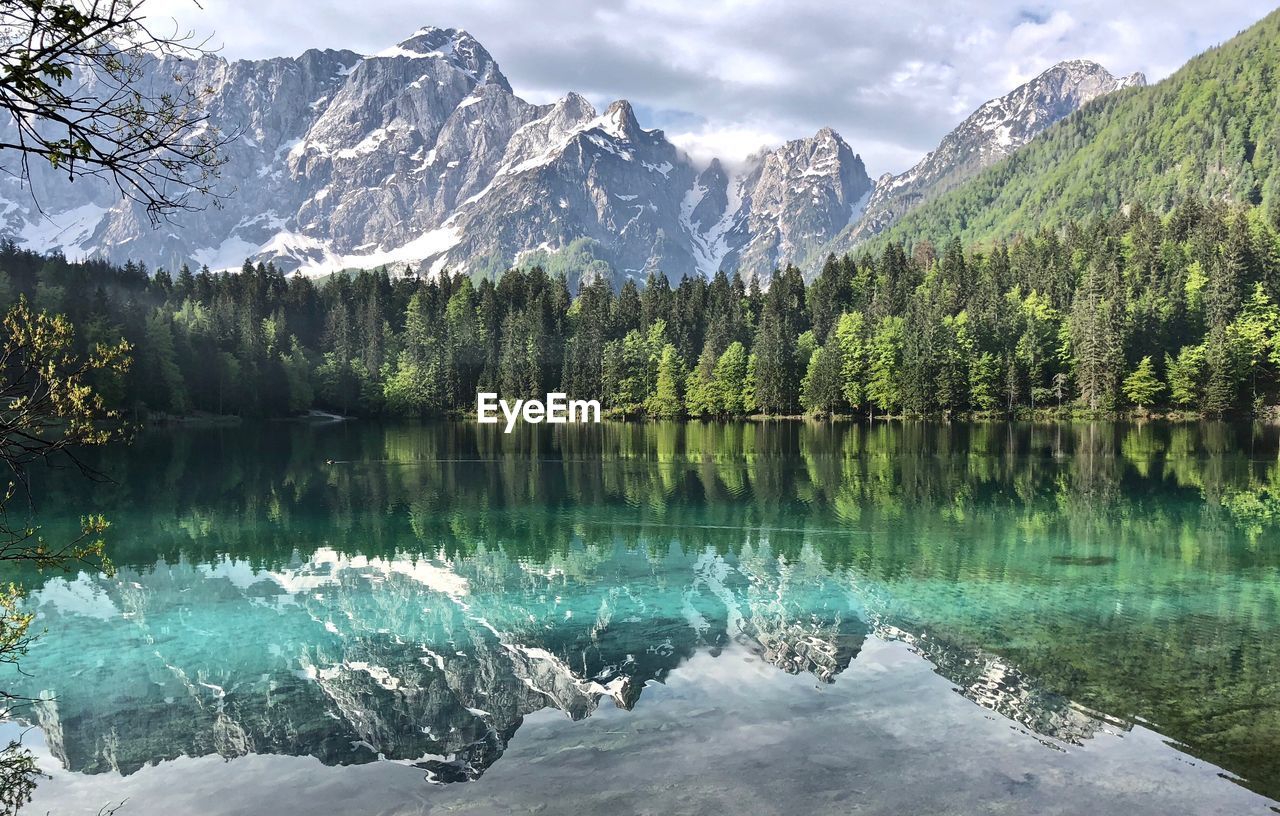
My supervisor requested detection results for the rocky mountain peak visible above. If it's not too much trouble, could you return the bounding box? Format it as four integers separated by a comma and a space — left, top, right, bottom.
986, 58, 1145, 124
688, 126, 872, 283
558, 91, 594, 115
835, 58, 1142, 248
376, 26, 511, 92
1041, 58, 1145, 88
771, 127, 863, 179
597, 99, 643, 141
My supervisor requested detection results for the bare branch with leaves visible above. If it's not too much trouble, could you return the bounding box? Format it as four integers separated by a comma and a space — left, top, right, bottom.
0, 0, 230, 222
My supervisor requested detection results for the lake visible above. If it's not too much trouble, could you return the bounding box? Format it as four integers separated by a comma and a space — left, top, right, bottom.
4, 420, 1280, 815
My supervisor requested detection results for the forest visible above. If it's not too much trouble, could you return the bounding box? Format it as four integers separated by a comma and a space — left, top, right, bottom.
5, 195, 1280, 420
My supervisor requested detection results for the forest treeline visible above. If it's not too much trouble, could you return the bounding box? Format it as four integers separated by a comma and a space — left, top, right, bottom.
5, 195, 1280, 419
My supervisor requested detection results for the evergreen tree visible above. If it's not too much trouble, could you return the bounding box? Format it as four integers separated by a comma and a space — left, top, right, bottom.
742, 352, 759, 415
808, 254, 850, 341
833, 311, 867, 410
1123, 356, 1164, 409
969, 352, 1001, 412
1070, 260, 1123, 412
1229, 283, 1280, 407
1166, 346, 1206, 408
752, 302, 797, 415
800, 341, 846, 416
1, 188, 1278, 421
647, 344, 685, 417
713, 342, 750, 416
138, 309, 188, 414
937, 312, 973, 412
684, 342, 719, 417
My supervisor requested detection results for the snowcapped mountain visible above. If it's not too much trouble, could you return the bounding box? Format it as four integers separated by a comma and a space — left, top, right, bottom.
729, 128, 873, 282
835, 60, 1146, 248
0, 27, 710, 283
438, 95, 701, 283
0, 28, 1135, 284
677, 128, 874, 284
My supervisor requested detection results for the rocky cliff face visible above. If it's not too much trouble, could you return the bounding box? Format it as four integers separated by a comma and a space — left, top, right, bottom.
728, 128, 873, 283
0, 29, 1135, 285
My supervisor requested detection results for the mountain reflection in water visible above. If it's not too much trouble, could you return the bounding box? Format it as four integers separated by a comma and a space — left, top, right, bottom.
5, 420, 1280, 810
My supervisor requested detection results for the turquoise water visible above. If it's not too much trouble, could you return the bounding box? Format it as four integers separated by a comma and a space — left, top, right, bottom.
4, 421, 1280, 815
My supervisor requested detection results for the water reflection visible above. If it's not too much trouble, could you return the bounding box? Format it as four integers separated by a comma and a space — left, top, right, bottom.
8, 420, 1280, 802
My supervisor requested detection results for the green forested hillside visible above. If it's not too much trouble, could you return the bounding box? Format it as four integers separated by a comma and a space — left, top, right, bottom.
879, 9, 1280, 249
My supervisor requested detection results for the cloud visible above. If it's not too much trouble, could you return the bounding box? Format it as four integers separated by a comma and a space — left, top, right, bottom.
665, 122, 788, 170
146, 0, 1276, 174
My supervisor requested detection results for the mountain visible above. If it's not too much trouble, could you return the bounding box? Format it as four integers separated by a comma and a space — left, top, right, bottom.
0, 27, 695, 283
436, 95, 701, 283
706, 128, 873, 284
0, 25, 1133, 284
837, 60, 1144, 248
0, 26, 870, 285
875, 9, 1280, 250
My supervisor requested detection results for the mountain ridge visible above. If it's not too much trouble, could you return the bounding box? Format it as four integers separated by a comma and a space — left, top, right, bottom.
833, 59, 1145, 250
870, 9, 1280, 251
0, 25, 1139, 285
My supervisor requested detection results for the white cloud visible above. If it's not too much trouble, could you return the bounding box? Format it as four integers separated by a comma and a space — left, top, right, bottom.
667, 123, 787, 170
145, 0, 1277, 175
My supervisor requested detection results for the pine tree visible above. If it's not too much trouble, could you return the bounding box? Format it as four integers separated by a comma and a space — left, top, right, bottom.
1166, 346, 1205, 408
1070, 260, 1123, 412
5, 185, 1280, 421
800, 341, 846, 416
900, 292, 943, 414
936, 312, 973, 412
684, 342, 719, 417
139, 308, 188, 414
647, 344, 685, 417
1201, 325, 1240, 415
1122, 356, 1164, 409
808, 254, 850, 341
714, 342, 750, 416
281, 336, 314, 413
1015, 290, 1059, 409
612, 322, 663, 415
969, 352, 1000, 412
752, 299, 797, 415
742, 352, 759, 415
1202, 227, 1249, 413
1229, 282, 1280, 406
833, 311, 866, 410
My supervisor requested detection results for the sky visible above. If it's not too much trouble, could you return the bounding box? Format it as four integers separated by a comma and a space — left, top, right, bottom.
147, 0, 1276, 175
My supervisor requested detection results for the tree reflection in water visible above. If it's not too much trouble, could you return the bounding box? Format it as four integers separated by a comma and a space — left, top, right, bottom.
7, 420, 1280, 799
